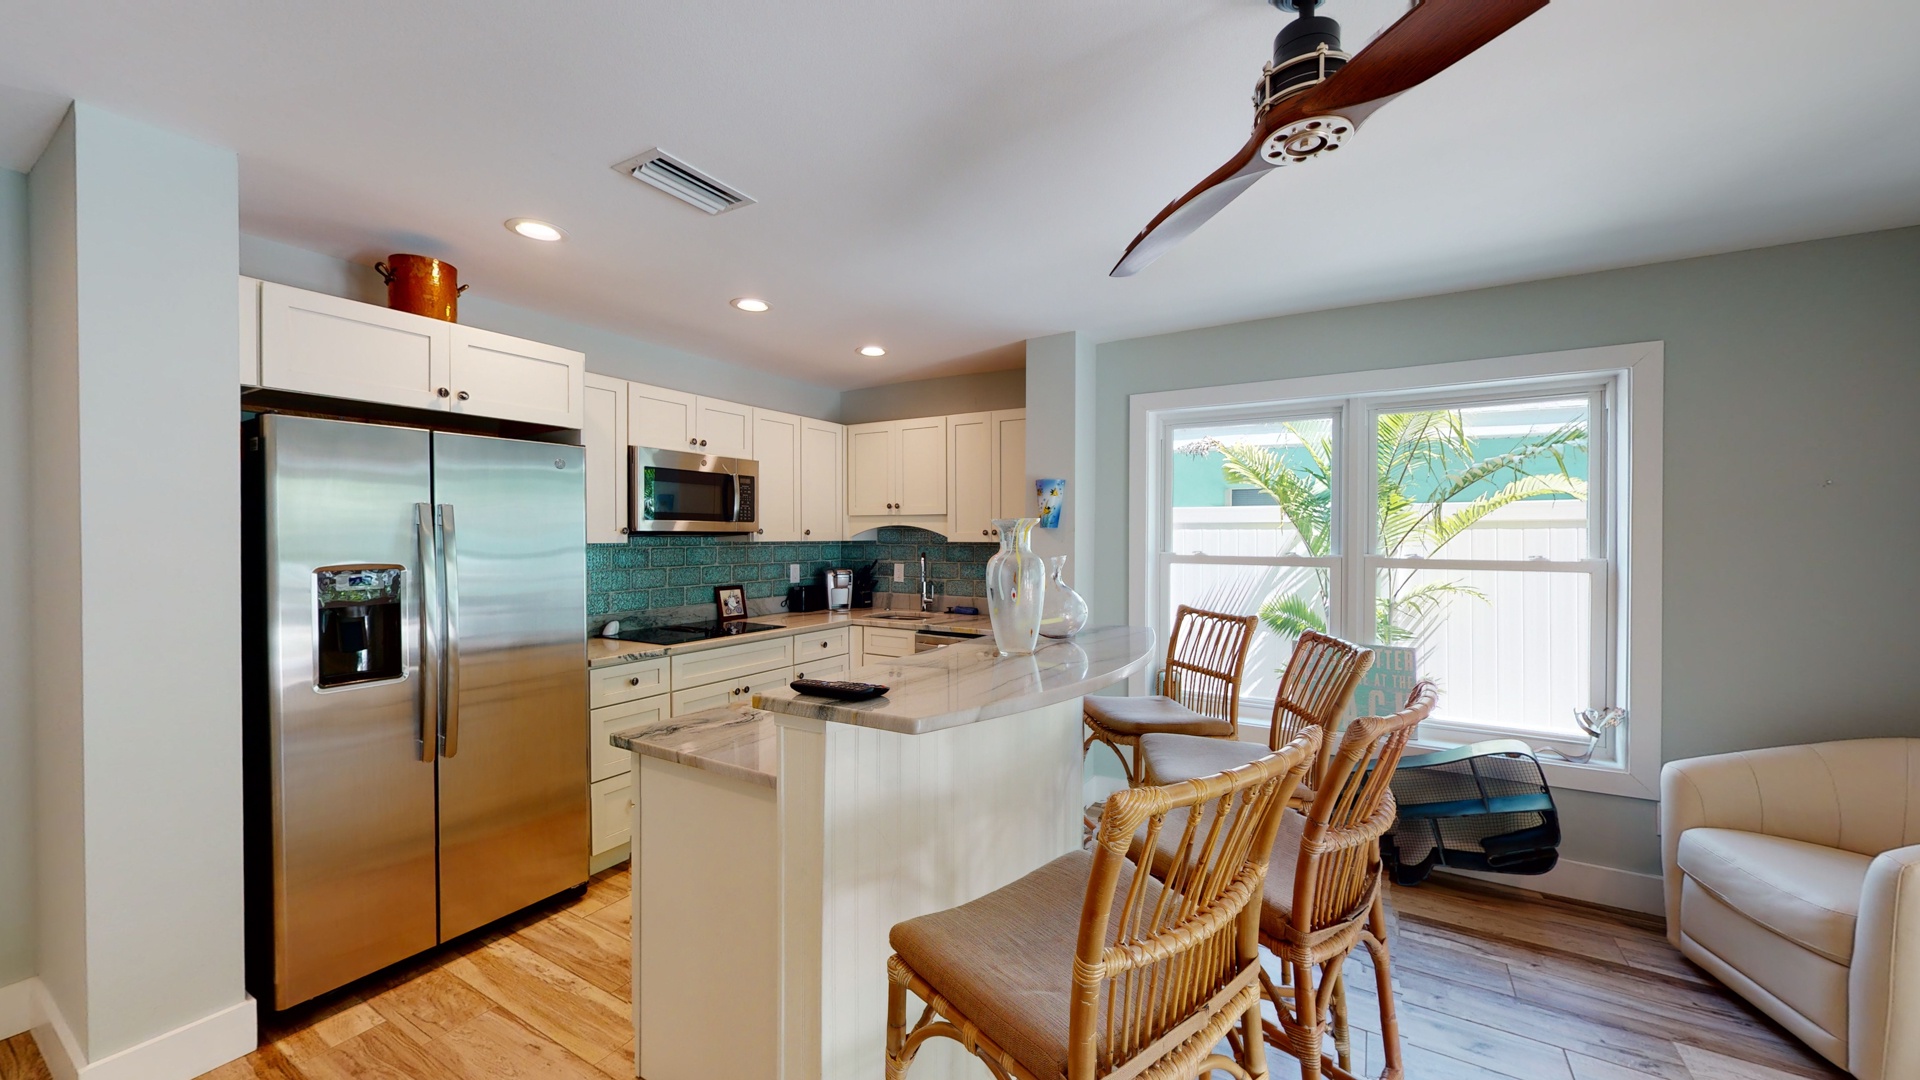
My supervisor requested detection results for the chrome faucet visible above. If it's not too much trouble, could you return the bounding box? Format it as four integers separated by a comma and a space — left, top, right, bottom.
919, 552, 937, 612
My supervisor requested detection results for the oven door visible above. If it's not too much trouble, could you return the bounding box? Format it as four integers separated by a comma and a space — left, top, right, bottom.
629, 447, 758, 533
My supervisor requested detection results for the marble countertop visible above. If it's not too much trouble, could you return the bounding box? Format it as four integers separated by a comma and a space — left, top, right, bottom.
608, 704, 777, 789
752, 625, 1155, 736
587, 609, 993, 668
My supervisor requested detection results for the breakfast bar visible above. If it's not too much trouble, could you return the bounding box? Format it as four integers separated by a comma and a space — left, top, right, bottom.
610, 626, 1154, 1080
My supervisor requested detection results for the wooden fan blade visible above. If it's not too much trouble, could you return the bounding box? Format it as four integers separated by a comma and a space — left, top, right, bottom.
1299, 0, 1548, 116
1110, 135, 1270, 278
1111, 0, 1548, 278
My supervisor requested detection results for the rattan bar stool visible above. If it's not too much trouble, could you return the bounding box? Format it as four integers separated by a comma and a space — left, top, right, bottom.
885, 730, 1322, 1080
1260, 682, 1436, 1080
1138, 631, 1373, 793
1083, 605, 1259, 785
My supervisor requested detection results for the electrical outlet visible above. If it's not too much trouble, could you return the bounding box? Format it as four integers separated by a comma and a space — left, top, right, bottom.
892, 562, 905, 582
789, 563, 801, 584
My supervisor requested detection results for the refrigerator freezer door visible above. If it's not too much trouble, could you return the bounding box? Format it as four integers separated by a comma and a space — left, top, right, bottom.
263, 415, 439, 1008
432, 432, 590, 939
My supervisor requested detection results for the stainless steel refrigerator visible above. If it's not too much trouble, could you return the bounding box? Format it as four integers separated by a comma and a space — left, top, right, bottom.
245, 414, 588, 1010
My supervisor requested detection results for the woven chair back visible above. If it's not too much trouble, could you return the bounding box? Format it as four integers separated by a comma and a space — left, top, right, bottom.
1288, 682, 1438, 953
1158, 605, 1260, 733
1268, 631, 1374, 783
1074, 730, 1320, 1079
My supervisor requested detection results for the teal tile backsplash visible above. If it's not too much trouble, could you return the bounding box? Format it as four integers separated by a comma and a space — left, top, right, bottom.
587, 526, 997, 622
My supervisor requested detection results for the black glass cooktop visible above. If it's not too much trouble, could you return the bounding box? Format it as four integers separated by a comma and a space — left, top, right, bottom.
608, 620, 783, 646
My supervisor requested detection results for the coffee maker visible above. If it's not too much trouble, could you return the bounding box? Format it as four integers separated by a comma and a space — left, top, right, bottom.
823, 568, 853, 611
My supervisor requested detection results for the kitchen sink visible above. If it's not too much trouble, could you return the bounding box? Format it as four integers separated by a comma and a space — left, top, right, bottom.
866, 613, 933, 621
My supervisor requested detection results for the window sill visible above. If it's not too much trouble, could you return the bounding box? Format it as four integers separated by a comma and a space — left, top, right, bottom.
1235, 720, 1659, 801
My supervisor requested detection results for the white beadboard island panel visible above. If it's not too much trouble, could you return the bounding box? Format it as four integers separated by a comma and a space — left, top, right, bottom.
778, 698, 1084, 1080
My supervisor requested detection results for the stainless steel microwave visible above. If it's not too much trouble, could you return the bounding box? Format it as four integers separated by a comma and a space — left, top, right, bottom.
628, 446, 758, 534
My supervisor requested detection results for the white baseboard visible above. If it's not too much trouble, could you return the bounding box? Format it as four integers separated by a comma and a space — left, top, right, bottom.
1433, 857, 1666, 917
28, 980, 256, 1080
1, 977, 34, 1040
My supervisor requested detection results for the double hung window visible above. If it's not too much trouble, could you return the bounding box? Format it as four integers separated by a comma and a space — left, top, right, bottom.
1135, 344, 1661, 796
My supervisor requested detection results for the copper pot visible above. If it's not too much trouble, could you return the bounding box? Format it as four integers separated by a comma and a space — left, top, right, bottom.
375, 254, 469, 322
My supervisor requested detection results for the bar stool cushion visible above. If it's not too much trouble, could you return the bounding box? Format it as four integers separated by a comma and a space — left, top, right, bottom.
1083, 696, 1233, 739
890, 849, 1166, 1080
1139, 732, 1268, 784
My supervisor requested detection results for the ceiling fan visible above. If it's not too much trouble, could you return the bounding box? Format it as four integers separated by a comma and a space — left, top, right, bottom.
1110, 0, 1549, 277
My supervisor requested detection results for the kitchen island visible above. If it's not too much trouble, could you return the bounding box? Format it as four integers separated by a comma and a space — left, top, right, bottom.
610, 626, 1154, 1080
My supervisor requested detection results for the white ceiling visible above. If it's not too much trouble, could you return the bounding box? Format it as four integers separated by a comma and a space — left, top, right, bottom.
3, 1, 1918, 390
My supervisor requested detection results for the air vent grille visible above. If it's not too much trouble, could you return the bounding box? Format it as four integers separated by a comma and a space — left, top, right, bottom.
612, 149, 754, 215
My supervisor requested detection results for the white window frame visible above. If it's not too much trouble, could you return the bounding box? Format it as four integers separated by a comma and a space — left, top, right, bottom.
1130, 342, 1663, 800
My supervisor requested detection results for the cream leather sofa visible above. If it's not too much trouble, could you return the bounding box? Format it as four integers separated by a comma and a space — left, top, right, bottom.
1661, 739, 1920, 1079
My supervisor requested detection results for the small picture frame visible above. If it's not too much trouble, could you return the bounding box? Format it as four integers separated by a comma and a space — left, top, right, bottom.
715, 584, 748, 622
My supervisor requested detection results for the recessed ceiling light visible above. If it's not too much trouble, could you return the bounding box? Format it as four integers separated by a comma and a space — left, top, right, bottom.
859, 345, 887, 358
505, 218, 566, 242
730, 297, 770, 312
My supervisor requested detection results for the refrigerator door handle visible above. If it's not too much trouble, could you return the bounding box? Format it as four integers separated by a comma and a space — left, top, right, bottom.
414, 502, 442, 762
439, 503, 462, 758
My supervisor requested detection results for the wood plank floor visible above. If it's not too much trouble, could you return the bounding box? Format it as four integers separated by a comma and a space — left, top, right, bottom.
0, 869, 1847, 1080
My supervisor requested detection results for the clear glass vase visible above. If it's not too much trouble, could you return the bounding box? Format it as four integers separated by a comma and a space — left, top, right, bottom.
985, 517, 1045, 655
1038, 556, 1088, 639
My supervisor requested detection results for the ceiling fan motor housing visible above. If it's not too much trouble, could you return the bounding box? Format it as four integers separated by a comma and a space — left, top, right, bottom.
1257, 6, 1349, 113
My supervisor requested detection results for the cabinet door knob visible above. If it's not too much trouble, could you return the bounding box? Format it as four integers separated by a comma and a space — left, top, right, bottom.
804, 529, 811, 536
689, 438, 698, 445
982, 529, 988, 536
456, 390, 470, 401
699, 439, 708, 447
757, 528, 764, 535
437, 387, 451, 398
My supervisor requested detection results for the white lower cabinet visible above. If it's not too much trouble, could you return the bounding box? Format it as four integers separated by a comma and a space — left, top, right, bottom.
792, 654, 849, 682
591, 774, 635, 864
669, 637, 794, 694
862, 626, 918, 659
671, 667, 791, 716
594, 694, 668, 783
590, 655, 669, 709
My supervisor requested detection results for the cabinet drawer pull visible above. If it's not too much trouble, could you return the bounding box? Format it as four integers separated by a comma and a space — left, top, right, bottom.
629, 677, 641, 686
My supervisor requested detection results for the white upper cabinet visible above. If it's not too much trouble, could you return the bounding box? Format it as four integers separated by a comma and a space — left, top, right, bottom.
845, 423, 897, 517
583, 374, 629, 544
752, 408, 802, 542
897, 417, 949, 515
629, 383, 697, 450
628, 382, 753, 458
799, 418, 844, 542
260, 281, 450, 411
948, 413, 995, 541
993, 409, 1028, 522
847, 416, 951, 524
696, 398, 754, 459
447, 325, 585, 428
254, 280, 585, 428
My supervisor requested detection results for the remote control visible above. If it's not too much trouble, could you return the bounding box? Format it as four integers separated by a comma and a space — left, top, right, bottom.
790, 679, 890, 701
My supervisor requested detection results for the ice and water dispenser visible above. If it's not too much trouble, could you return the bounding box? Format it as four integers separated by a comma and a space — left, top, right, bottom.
314, 565, 405, 688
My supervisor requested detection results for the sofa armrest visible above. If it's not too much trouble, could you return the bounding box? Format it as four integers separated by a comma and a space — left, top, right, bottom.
1662, 752, 1780, 942
1849, 845, 1920, 1080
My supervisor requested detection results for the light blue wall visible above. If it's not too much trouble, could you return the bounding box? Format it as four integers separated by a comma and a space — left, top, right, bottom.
0, 168, 31, 988
1090, 227, 1920, 876
239, 235, 844, 419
